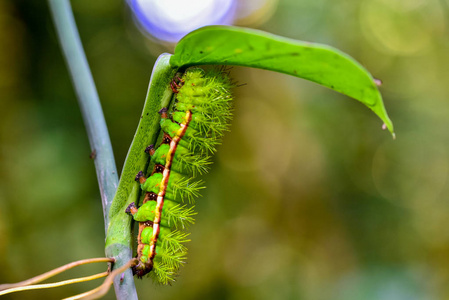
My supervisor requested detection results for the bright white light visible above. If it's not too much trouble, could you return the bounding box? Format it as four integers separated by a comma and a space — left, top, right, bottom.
130, 0, 236, 43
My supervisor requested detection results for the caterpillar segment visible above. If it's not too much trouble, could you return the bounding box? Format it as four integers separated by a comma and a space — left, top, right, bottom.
126, 67, 233, 284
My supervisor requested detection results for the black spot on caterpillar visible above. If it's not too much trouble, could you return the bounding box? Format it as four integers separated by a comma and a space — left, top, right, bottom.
125, 67, 233, 284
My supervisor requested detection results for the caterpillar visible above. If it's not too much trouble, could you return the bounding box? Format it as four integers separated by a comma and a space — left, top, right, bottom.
125, 67, 233, 284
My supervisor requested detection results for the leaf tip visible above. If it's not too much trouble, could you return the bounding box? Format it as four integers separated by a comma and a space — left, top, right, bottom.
374, 78, 383, 87
382, 122, 395, 139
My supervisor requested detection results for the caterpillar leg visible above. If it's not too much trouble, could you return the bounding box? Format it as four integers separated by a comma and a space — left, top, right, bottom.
170, 74, 184, 93
125, 202, 138, 215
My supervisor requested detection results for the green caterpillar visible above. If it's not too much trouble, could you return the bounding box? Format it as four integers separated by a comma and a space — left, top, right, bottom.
125, 67, 233, 284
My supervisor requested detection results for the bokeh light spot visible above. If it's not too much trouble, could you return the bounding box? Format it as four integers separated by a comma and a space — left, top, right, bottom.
128, 0, 237, 43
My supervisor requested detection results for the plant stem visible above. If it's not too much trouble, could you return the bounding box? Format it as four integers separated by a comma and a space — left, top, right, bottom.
47, 0, 117, 234
47, 1, 137, 299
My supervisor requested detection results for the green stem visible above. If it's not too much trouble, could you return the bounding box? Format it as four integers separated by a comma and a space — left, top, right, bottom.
47, 1, 137, 299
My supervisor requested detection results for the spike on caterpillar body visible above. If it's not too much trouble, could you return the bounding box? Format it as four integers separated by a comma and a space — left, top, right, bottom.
125, 67, 233, 284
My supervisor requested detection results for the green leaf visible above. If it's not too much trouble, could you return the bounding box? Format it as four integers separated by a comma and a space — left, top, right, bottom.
170, 26, 394, 136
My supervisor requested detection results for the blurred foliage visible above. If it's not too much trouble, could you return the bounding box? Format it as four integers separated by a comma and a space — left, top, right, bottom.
1, 0, 448, 299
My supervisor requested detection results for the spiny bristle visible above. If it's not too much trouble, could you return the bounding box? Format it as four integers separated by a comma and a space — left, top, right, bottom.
182, 68, 232, 90
181, 68, 206, 82
150, 261, 174, 285
173, 151, 212, 176
160, 230, 190, 253
156, 247, 187, 271
175, 102, 232, 124
183, 134, 219, 154
150, 143, 211, 175
187, 115, 230, 137
164, 204, 196, 229
170, 178, 204, 204
194, 117, 231, 136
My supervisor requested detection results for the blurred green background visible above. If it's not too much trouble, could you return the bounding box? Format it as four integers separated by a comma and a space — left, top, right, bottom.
1, 0, 448, 299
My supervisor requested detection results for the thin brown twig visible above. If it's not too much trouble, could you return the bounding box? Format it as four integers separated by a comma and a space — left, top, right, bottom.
0, 272, 109, 296
63, 258, 138, 300
0, 257, 114, 291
